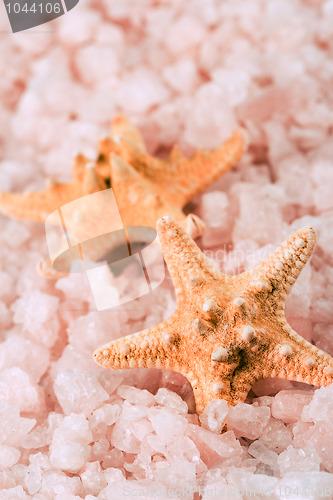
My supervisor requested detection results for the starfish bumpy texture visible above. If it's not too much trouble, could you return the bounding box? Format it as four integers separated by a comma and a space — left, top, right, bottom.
94, 216, 333, 415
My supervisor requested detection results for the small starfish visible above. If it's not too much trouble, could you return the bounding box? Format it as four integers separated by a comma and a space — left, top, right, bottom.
94, 216, 333, 415
0, 117, 247, 276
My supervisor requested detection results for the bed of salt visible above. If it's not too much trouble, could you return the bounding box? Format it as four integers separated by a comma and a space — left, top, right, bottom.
0, 0, 333, 498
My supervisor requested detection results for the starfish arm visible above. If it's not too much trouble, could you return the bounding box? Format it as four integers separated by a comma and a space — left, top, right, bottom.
157, 217, 223, 300
243, 227, 317, 303
171, 128, 248, 205
93, 317, 181, 371
111, 115, 146, 154
263, 323, 333, 387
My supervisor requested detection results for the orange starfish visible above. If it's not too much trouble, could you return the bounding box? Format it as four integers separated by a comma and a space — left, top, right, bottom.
0, 117, 247, 277
94, 216, 333, 415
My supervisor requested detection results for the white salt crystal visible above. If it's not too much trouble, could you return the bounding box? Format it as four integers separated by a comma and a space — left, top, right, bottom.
54, 369, 109, 416
271, 390, 313, 423
24, 463, 42, 495
0, 270, 15, 303
130, 418, 153, 442
0, 486, 29, 499
0, 367, 40, 413
248, 440, 278, 469
199, 400, 228, 433
226, 402, 270, 440
148, 407, 188, 437
49, 414, 92, 472
153, 459, 197, 493
2, 220, 30, 247
38, 469, 82, 497
188, 425, 242, 460
117, 385, 155, 406
163, 58, 199, 93
0, 445, 20, 468
12, 290, 59, 333
154, 388, 188, 414
121, 400, 149, 421
90, 404, 121, 427
277, 445, 321, 475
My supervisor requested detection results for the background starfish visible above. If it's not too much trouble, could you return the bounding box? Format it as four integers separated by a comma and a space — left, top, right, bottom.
0, 117, 247, 276
94, 217, 333, 415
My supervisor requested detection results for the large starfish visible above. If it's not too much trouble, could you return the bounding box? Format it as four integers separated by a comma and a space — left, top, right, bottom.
94, 217, 333, 415
0, 117, 247, 276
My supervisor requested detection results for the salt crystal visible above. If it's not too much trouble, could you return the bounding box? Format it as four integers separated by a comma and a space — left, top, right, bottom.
277, 445, 321, 475
302, 385, 333, 423
154, 388, 188, 414
0, 403, 36, 446
121, 400, 149, 421
12, 290, 59, 333
199, 400, 228, 433
110, 418, 141, 454
0, 367, 41, 413
164, 16, 205, 54
80, 461, 107, 496
259, 417, 292, 453
248, 440, 278, 469
0, 301, 11, 329
163, 58, 199, 94
117, 385, 155, 406
148, 407, 188, 437
0, 270, 15, 303
49, 414, 92, 472
54, 369, 109, 416
90, 404, 121, 427
0, 445, 20, 468
188, 425, 242, 462
226, 402, 270, 440
0, 334, 49, 383
271, 390, 314, 423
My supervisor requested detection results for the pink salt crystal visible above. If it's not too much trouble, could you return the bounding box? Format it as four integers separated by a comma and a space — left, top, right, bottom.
0, 486, 28, 499
0, 270, 15, 303
199, 400, 228, 433
51, 345, 98, 378
312, 323, 333, 357
0, 301, 11, 329
67, 312, 122, 352
49, 414, 92, 473
278, 472, 333, 500
302, 385, 333, 423
98, 370, 124, 396
165, 435, 201, 464
164, 16, 205, 54
0, 445, 20, 468
116, 69, 170, 115
148, 407, 188, 437
154, 388, 188, 414
226, 470, 278, 499
57, 10, 101, 46
0, 367, 41, 413
110, 418, 141, 454
0, 334, 49, 383
121, 400, 149, 422
2, 220, 30, 247
259, 418, 292, 453
187, 425, 242, 463
38, 470, 82, 497
226, 402, 271, 440
248, 440, 278, 469
154, 461, 197, 493
271, 390, 314, 423
130, 418, 153, 442
117, 385, 155, 406
80, 461, 107, 496
277, 445, 321, 475
202, 480, 243, 500
0, 404, 36, 447
54, 369, 109, 416
90, 404, 121, 427
12, 290, 59, 333
22, 413, 63, 450
162, 58, 199, 93
184, 83, 237, 149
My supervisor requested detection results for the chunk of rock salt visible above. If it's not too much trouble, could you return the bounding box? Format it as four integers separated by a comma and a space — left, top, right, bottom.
12, 290, 59, 333
0, 445, 20, 467
0, 403, 36, 446
80, 461, 107, 496
0, 367, 41, 413
271, 390, 313, 423
148, 407, 188, 437
110, 418, 141, 454
153, 460, 197, 493
49, 414, 92, 472
248, 440, 278, 469
117, 384, 155, 406
301, 385, 333, 423
0, 334, 49, 383
226, 402, 270, 439
199, 400, 228, 433
154, 388, 188, 414
277, 445, 321, 475
54, 369, 109, 416
259, 417, 292, 453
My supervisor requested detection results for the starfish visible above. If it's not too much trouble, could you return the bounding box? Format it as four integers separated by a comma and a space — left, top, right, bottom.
0, 117, 247, 277
94, 216, 333, 415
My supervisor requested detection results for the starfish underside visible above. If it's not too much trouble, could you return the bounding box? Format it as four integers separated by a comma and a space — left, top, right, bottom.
94, 217, 333, 415
0, 117, 247, 277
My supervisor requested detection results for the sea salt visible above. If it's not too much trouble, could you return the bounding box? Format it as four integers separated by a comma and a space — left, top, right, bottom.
271, 390, 314, 423
199, 399, 228, 433
226, 402, 271, 439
